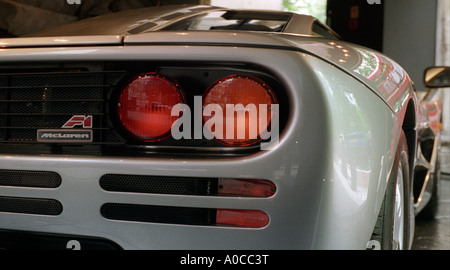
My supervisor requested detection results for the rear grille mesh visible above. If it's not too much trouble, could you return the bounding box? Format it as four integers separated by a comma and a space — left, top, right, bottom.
0, 196, 62, 216
0, 169, 61, 188
101, 203, 216, 226
100, 175, 220, 226
0, 69, 127, 147
100, 174, 218, 195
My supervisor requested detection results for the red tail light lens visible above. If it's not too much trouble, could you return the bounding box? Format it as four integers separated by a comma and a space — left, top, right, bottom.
216, 209, 269, 228
218, 179, 276, 197
215, 178, 274, 228
117, 73, 185, 142
203, 75, 278, 147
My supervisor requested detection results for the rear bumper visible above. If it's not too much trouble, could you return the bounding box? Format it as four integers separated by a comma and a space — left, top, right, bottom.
0, 134, 329, 249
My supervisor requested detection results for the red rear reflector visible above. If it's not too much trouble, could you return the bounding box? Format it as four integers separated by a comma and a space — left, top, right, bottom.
216, 209, 269, 228
203, 75, 277, 147
117, 73, 184, 142
218, 179, 276, 197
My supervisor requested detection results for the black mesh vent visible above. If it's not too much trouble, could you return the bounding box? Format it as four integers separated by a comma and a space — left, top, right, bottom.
0, 69, 127, 150
100, 174, 218, 195
9, 72, 104, 87
101, 203, 216, 225
0, 196, 63, 216
0, 170, 61, 188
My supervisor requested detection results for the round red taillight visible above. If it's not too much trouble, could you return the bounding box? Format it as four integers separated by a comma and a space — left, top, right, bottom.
117, 73, 185, 142
203, 75, 277, 147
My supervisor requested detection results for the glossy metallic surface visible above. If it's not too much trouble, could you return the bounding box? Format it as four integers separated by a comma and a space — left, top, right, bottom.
0, 42, 401, 249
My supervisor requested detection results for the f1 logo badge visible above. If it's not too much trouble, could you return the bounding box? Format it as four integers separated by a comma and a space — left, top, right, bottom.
62, 115, 93, 129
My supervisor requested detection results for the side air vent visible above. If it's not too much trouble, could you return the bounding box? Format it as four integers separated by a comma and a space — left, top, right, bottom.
0, 170, 61, 189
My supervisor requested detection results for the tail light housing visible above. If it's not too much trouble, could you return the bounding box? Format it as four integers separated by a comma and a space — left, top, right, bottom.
117, 73, 185, 142
216, 209, 270, 228
203, 75, 278, 147
216, 178, 274, 228
218, 178, 276, 197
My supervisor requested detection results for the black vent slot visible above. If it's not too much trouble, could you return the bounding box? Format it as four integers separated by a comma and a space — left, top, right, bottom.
0, 170, 61, 188
0, 196, 63, 216
101, 203, 216, 226
100, 174, 218, 195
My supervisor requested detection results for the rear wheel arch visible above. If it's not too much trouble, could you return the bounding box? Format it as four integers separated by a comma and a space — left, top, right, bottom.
401, 98, 417, 246
402, 98, 417, 182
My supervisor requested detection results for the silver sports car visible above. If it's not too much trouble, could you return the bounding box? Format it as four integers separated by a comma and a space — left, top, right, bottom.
0, 5, 447, 250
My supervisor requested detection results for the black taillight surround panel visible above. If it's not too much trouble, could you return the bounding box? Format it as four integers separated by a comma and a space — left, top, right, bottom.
107, 61, 290, 154
0, 61, 289, 157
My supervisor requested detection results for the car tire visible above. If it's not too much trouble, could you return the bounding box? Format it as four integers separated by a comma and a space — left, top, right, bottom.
369, 130, 413, 250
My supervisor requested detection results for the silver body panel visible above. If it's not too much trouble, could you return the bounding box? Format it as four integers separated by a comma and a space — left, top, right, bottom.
0, 40, 404, 249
